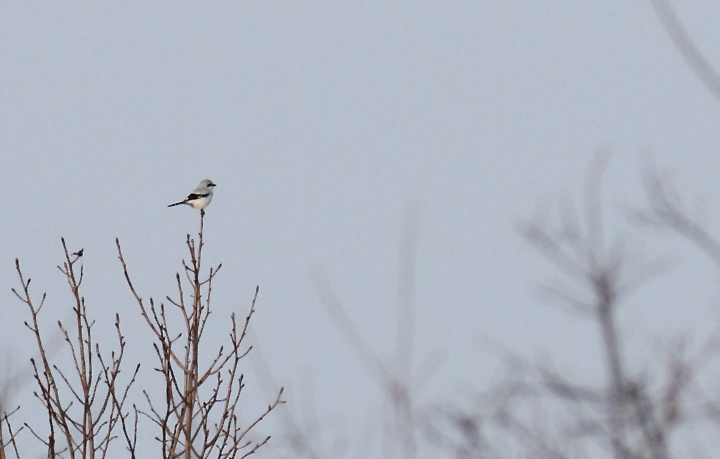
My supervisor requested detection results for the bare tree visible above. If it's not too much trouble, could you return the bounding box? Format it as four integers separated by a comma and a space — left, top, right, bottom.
423, 158, 720, 459
8, 211, 282, 458
117, 212, 284, 459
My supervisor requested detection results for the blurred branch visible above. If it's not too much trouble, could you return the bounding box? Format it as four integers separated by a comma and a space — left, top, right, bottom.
494, 156, 687, 459
637, 169, 720, 266
650, 0, 720, 101
249, 338, 326, 459
314, 208, 422, 459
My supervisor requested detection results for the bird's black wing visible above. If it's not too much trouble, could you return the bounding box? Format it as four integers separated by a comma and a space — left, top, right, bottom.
186, 191, 210, 200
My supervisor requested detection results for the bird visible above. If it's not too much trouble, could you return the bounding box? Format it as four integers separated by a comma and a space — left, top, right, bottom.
168, 179, 217, 210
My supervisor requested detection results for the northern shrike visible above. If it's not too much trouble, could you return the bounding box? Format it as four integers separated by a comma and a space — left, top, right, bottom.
168, 179, 217, 210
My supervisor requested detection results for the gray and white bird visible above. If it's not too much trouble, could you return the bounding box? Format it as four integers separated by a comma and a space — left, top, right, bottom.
168, 179, 217, 210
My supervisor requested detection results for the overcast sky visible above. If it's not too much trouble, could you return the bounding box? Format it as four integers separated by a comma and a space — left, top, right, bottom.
2, 2, 720, 457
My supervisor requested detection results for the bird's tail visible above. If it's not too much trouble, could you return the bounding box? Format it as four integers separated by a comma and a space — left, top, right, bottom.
168, 201, 186, 207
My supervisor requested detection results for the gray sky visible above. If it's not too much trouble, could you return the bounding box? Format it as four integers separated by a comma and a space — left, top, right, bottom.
2, 2, 720, 457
